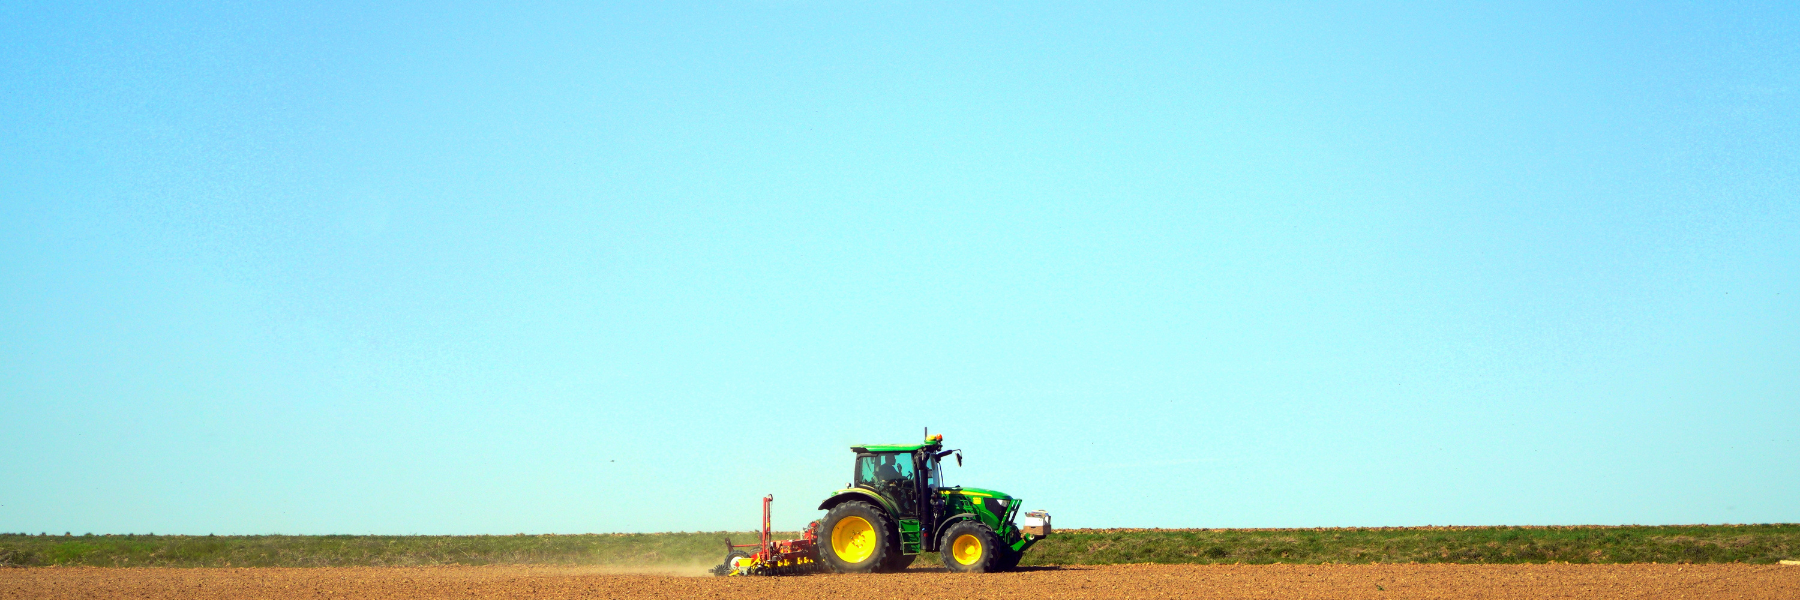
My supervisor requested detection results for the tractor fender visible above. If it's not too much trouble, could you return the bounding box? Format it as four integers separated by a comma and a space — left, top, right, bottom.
817, 488, 900, 516
934, 512, 982, 546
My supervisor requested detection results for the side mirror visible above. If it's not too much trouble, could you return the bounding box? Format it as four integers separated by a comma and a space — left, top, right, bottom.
954, 450, 963, 467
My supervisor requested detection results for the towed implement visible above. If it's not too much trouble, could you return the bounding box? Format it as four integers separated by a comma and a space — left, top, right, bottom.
709, 495, 821, 576
713, 431, 1052, 575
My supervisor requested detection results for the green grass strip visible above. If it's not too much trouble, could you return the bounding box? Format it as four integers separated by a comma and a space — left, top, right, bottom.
1025, 525, 1800, 566
1, 525, 1795, 568
0, 532, 796, 568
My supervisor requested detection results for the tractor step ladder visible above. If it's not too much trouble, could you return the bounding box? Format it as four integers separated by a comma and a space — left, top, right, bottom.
898, 519, 922, 554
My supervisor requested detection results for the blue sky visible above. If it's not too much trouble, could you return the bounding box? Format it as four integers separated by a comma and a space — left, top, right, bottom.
2, 2, 1795, 535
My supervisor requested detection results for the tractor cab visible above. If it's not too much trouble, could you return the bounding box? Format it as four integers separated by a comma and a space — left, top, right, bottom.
854, 452, 920, 514
846, 436, 959, 520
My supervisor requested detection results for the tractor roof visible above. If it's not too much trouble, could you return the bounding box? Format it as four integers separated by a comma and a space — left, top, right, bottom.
850, 443, 936, 453
851, 433, 945, 453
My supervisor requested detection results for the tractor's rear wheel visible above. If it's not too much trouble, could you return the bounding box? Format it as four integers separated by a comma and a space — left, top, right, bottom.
818, 501, 894, 574
940, 521, 1002, 573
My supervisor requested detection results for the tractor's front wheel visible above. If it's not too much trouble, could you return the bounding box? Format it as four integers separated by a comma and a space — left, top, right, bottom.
818, 501, 894, 574
940, 521, 1003, 573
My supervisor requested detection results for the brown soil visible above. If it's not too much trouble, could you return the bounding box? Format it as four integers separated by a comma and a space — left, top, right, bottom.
3, 563, 1795, 599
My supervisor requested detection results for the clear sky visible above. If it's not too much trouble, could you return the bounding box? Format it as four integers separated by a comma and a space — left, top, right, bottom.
2, 2, 1795, 535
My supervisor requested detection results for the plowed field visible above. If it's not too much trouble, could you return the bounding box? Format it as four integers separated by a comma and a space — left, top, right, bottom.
3, 563, 1795, 599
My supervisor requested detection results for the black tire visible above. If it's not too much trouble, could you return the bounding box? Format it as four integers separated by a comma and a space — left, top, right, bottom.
817, 501, 895, 574
939, 521, 1003, 573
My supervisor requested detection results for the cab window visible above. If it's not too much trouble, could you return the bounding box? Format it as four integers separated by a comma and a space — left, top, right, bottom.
855, 453, 914, 487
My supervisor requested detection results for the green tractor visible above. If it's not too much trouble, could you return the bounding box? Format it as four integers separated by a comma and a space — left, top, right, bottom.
813, 432, 1051, 573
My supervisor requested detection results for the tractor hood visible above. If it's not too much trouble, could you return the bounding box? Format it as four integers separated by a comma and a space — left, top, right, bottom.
939, 486, 1024, 535
943, 482, 1015, 500
939, 486, 1012, 501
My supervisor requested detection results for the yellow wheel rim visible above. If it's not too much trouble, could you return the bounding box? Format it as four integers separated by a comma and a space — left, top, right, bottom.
951, 533, 983, 565
831, 516, 877, 563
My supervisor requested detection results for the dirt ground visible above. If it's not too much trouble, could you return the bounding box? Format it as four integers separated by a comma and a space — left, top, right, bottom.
3, 563, 1795, 599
